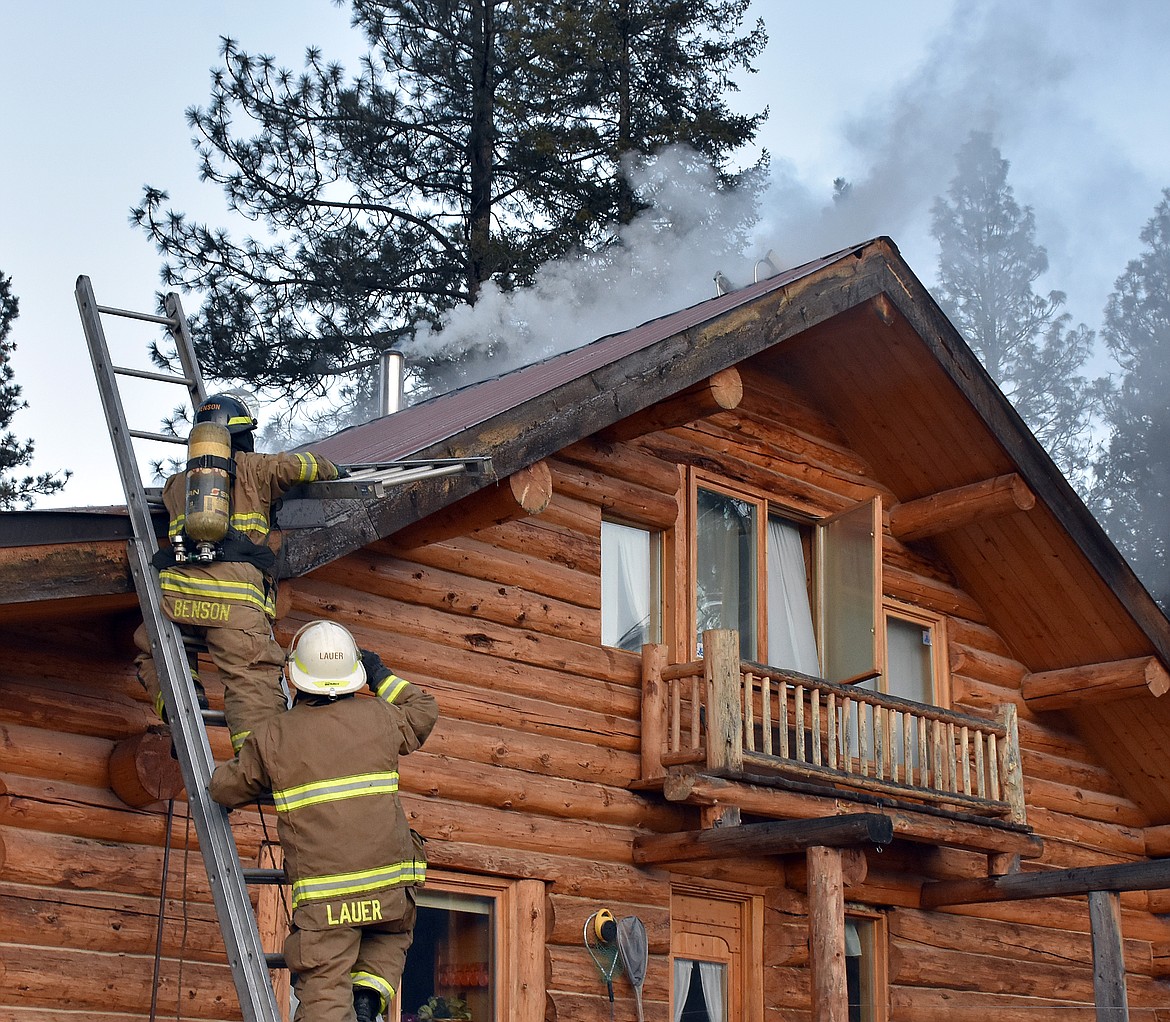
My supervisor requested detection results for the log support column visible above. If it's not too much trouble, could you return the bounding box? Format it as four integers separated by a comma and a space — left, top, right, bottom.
807, 844, 847, 1022
1089, 889, 1130, 1022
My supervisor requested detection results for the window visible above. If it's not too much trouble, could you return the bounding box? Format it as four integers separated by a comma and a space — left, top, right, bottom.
671, 886, 763, 1022
399, 888, 494, 1022
691, 476, 881, 683
602, 519, 662, 650
858, 601, 948, 707
389, 872, 542, 1022
845, 911, 888, 1022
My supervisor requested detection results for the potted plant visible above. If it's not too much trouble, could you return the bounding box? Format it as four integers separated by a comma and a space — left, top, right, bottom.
415, 995, 472, 1020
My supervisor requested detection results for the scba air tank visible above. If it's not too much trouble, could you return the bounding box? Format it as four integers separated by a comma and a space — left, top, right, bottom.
183, 421, 234, 561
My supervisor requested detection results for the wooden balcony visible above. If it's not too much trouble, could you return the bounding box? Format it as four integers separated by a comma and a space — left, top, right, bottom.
640, 630, 1030, 840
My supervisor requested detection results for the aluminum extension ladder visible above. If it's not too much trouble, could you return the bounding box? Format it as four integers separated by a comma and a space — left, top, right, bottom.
76, 276, 491, 1022
76, 275, 286, 1022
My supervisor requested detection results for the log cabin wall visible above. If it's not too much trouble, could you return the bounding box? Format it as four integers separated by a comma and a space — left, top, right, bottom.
0, 611, 258, 1022
275, 362, 1169, 1019
2, 358, 1170, 1021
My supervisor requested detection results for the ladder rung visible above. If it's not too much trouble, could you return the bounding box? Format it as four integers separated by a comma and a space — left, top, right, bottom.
113, 363, 198, 387
129, 429, 187, 445
96, 303, 175, 326
243, 867, 288, 885
265, 953, 287, 971
202, 708, 227, 727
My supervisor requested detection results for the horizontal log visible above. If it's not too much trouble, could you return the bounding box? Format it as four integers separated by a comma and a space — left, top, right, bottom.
548, 460, 680, 529
889, 473, 1035, 543
0, 943, 237, 1019
546, 945, 669, 1002
546, 990, 668, 1022
1145, 824, 1170, 858
390, 461, 553, 548
421, 835, 670, 903
1021, 656, 1170, 711
401, 749, 685, 832
556, 439, 682, 495
597, 368, 743, 443
422, 715, 639, 789
633, 814, 893, 865
0, 721, 113, 787
949, 642, 1027, 689
660, 769, 1043, 857
0, 539, 133, 605
0, 881, 227, 961
477, 514, 602, 577
922, 857, 1170, 908
312, 549, 597, 643
375, 533, 601, 611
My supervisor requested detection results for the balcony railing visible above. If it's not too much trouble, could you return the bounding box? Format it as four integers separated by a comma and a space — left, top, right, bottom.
640, 630, 1026, 824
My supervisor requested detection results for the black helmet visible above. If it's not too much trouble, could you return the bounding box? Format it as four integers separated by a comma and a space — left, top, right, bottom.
194, 393, 258, 435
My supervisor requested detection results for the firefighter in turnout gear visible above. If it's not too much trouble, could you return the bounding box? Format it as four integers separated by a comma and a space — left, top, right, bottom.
210, 620, 438, 1022
133, 393, 341, 752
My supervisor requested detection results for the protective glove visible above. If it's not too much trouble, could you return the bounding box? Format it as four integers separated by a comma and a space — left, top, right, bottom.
359, 647, 392, 690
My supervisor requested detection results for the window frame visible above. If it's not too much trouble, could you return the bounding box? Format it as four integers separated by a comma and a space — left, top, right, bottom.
844, 906, 889, 1022
881, 598, 951, 708
387, 870, 542, 1022
601, 516, 664, 651
687, 470, 883, 684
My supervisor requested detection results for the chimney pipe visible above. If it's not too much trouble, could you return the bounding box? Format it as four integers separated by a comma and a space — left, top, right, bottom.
378, 349, 404, 416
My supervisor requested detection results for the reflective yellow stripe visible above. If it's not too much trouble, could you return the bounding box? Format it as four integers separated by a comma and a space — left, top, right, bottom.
273, 771, 399, 812
153, 692, 166, 720
160, 571, 270, 614
351, 972, 394, 1011
169, 514, 185, 539
230, 510, 270, 535
294, 452, 320, 481
231, 729, 251, 752
291, 860, 425, 909
375, 675, 408, 704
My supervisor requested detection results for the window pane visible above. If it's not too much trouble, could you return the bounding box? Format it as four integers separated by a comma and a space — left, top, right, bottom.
401, 891, 494, 1022
819, 501, 878, 683
886, 616, 934, 704
602, 521, 660, 650
696, 488, 757, 659
845, 917, 877, 1022
766, 515, 820, 675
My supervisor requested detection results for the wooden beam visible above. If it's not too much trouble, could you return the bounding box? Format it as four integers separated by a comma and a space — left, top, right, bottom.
632, 813, 894, 865
1089, 890, 1130, 1022
389, 461, 553, 549
921, 857, 1170, 909
808, 846, 848, 1022
889, 473, 1035, 544
597, 368, 743, 442
108, 730, 185, 807
661, 768, 1044, 858
1022, 656, 1170, 712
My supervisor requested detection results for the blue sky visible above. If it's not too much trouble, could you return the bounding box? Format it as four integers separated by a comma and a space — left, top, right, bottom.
2, 0, 1167, 507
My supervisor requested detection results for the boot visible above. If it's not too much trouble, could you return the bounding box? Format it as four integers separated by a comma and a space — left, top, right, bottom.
353, 987, 381, 1022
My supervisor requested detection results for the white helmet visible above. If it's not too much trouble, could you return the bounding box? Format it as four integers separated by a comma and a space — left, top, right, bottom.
286, 620, 366, 697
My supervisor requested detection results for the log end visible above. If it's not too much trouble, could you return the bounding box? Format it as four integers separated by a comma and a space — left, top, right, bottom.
109, 730, 185, 807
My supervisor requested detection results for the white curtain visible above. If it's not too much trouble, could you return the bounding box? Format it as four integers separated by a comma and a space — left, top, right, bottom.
673, 958, 727, 1022
602, 522, 650, 650
698, 961, 727, 1022
766, 516, 820, 675
673, 959, 692, 1022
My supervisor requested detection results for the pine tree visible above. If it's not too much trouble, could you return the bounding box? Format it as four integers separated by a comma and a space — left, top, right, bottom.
930, 131, 1100, 489
132, 0, 767, 417
1094, 189, 1170, 605
0, 272, 70, 509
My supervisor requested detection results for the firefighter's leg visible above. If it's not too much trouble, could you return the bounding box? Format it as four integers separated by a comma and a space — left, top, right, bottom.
134, 622, 208, 720
205, 608, 288, 752
285, 925, 362, 1022
352, 890, 416, 1020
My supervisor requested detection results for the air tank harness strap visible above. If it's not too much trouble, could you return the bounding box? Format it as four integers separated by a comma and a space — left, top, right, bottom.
186, 453, 237, 476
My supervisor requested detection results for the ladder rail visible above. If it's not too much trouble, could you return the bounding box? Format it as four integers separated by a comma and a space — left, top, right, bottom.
76, 276, 281, 1022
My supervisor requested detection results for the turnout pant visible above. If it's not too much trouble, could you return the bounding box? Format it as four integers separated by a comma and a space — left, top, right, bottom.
133, 605, 287, 752
284, 896, 416, 1022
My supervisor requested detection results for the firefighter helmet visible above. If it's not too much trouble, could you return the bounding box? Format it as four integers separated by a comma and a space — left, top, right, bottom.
194, 392, 258, 436
286, 620, 367, 697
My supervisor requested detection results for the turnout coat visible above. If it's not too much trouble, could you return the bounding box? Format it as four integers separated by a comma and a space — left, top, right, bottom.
210, 676, 438, 930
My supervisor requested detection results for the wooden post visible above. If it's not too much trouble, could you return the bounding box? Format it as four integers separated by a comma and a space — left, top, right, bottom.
1089, 890, 1130, 1022
996, 704, 1027, 825
641, 643, 668, 782
807, 845, 848, 1022
703, 629, 743, 773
